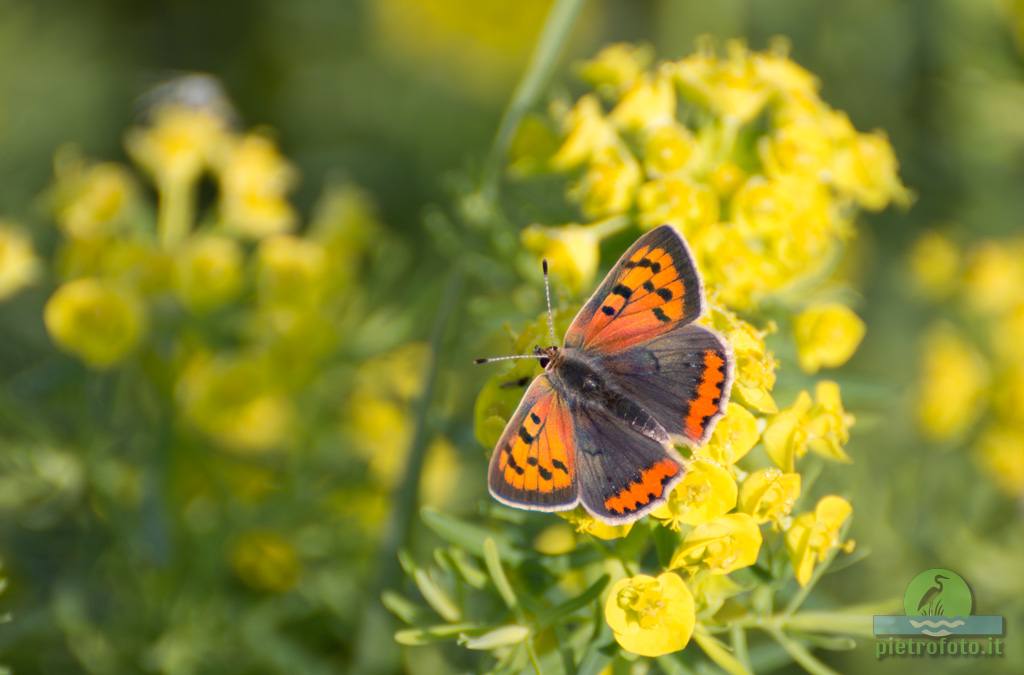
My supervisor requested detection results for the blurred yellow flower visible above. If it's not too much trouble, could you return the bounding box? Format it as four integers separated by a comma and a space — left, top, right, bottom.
915, 324, 989, 440
521, 222, 601, 295
975, 425, 1024, 497
699, 402, 760, 466
177, 352, 292, 453
230, 531, 300, 593
832, 131, 912, 211
560, 510, 632, 540
652, 459, 736, 529
688, 572, 745, 616
570, 148, 641, 218
764, 381, 854, 470
670, 512, 762, 575
739, 468, 801, 526
53, 156, 137, 239
550, 95, 619, 171
636, 177, 718, 233
908, 231, 960, 299
218, 134, 297, 239
44, 278, 145, 369
604, 572, 694, 657
256, 235, 328, 313
610, 74, 675, 131
577, 43, 653, 98
533, 523, 577, 556
0, 224, 41, 301
785, 495, 853, 586
962, 240, 1024, 315
642, 122, 697, 177
700, 305, 777, 413
173, 235, 244, 312
673, 40, 771, 124
420, 436, 460, 508
793, 303, 866, 373
126, 104, 229, 186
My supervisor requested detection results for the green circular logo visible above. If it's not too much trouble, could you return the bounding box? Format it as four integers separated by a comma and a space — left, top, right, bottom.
904, 568, 973, 617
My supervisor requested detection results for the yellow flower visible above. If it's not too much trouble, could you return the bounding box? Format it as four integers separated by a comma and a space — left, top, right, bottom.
559, 510, 632, 540
672, 40, 771, 125
832, 131, 911, 211
604, 573, 695, 657
739, 468, 801, 526
793, 303, 866, 373
642, 122, 697, 177
636, 177, 719, 234
177, 352, 292, 453
908, 231, 961, 299
521, 222, 601, 295
687, 572, 745, 616
533, 523, 577, 556
785, 495, 853, 586
652, 459, 737, 529
991, 301, 1024, 364
915, 324, 989, 440
765, 382, 854, 470
570, 148, 641, 218
229, 531, 300, 593
550, 95, 619, 171
698, 402, 760, 466
44, 278, 145, 369
53, 157, 137, 239
126, 104, 229, 186
962, 241, 1024, 315
975, 425, 1024, 497
420, 436, 460, 508
173, 235, 244, 312
700, 305, 777, 413
759, 117, 834, 181
0, 224, 41, 301
577, 43, 653, 98
218, 134, 297, 239
670, 512, 763, 575
256, 235, 329, 313
610, 73, 675, 131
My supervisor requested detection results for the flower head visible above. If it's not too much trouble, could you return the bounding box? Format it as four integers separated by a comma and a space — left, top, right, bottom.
701, 305, 777, 413
577, 43, 653, 98
173, 235, 244, 312
793, 303, 866, 373
604, 572, 695, 657
218, 134, 297, 239
0, 224, 41, 301
764, 381, 854, 470
908, 231, 960, 300
126, 104, 230, 186
739, 468, 801, 526
670, 512, 762, 575
521, 222, 601, 295
785, 495, 853, 586
652, 459, 737, 529
915, 324, 989, 440
44, 278, 145, 369
52, 156, 137, 239
699, 402, 760, 466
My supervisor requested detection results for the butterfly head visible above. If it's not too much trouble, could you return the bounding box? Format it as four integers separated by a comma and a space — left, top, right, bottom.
533, 345, 560, 370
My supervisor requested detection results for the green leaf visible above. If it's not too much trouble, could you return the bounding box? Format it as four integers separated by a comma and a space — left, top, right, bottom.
412, 567, 461, 622
446, 546, 489, 588
784, 611, 874, 638
380, 591, 428, 624
692, 624, 751, 675
537, 574, 610, 627
767, 628, 840, 675
484, 537, 518, 610
421, 507, 525, 564
394, 622, 483, 646
459, 625, 531, 650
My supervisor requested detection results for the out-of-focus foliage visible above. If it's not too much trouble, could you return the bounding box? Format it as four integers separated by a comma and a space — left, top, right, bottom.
1, 0, 1023, 674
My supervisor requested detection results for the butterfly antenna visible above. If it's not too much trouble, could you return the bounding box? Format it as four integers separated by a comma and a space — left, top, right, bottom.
542, 259, 556, 345
474, 354, 540, 365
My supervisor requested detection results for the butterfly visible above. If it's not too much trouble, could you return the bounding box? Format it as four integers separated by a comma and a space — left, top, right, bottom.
476, 225, 733, 524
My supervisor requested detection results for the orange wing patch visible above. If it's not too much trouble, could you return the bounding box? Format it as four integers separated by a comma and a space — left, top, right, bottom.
603, 458, 681, 516
684, 349, 727, 441
583, 246, 688, 352
496, 394, 575, 494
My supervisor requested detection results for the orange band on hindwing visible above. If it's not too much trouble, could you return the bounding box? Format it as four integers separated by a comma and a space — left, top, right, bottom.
602, 458, 681, 516
684, 349, 727, 440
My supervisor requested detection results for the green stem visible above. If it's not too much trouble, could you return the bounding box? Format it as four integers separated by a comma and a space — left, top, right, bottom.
157, 176, 195, 247
481, 0, 586, 197
783, 520, 852, 616
767, 627, 840, 675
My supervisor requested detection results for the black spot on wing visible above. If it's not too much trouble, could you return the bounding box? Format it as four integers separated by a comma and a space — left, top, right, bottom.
652, 307, 671, 323
611, 284, 632, 299
552, 459, 569, 474
518, 427, 534, 443
601, 306, 615, 316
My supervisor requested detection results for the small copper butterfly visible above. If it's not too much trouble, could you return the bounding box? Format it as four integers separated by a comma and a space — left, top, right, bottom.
476, 225, 733, 524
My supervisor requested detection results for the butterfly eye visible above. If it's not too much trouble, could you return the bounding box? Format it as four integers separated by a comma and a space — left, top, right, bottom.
582, 376, 599, 392
538, 357, 550, 369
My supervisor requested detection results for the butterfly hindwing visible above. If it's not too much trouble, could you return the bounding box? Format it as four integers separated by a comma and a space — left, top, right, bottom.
565, 225, 703, 354
488, 375, 579, 512
596, 323, 732, 445
572, 403, 684, 523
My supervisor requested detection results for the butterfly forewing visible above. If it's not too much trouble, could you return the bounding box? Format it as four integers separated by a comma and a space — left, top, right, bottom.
565, 225, 703, 353
487, 375, 579, 512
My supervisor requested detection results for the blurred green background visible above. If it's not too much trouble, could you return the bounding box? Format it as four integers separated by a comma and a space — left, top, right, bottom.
1, 0, 1022, 673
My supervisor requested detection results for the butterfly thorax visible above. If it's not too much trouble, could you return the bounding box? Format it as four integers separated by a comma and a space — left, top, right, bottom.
547, 347, 670, 448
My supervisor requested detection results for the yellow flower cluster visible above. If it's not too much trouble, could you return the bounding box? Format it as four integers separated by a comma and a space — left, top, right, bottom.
517, 39, 910, 309
495, 42, 882, 660
41, 92, 380, 453
0, 222, 41, 301
911, 232, 1024, 496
